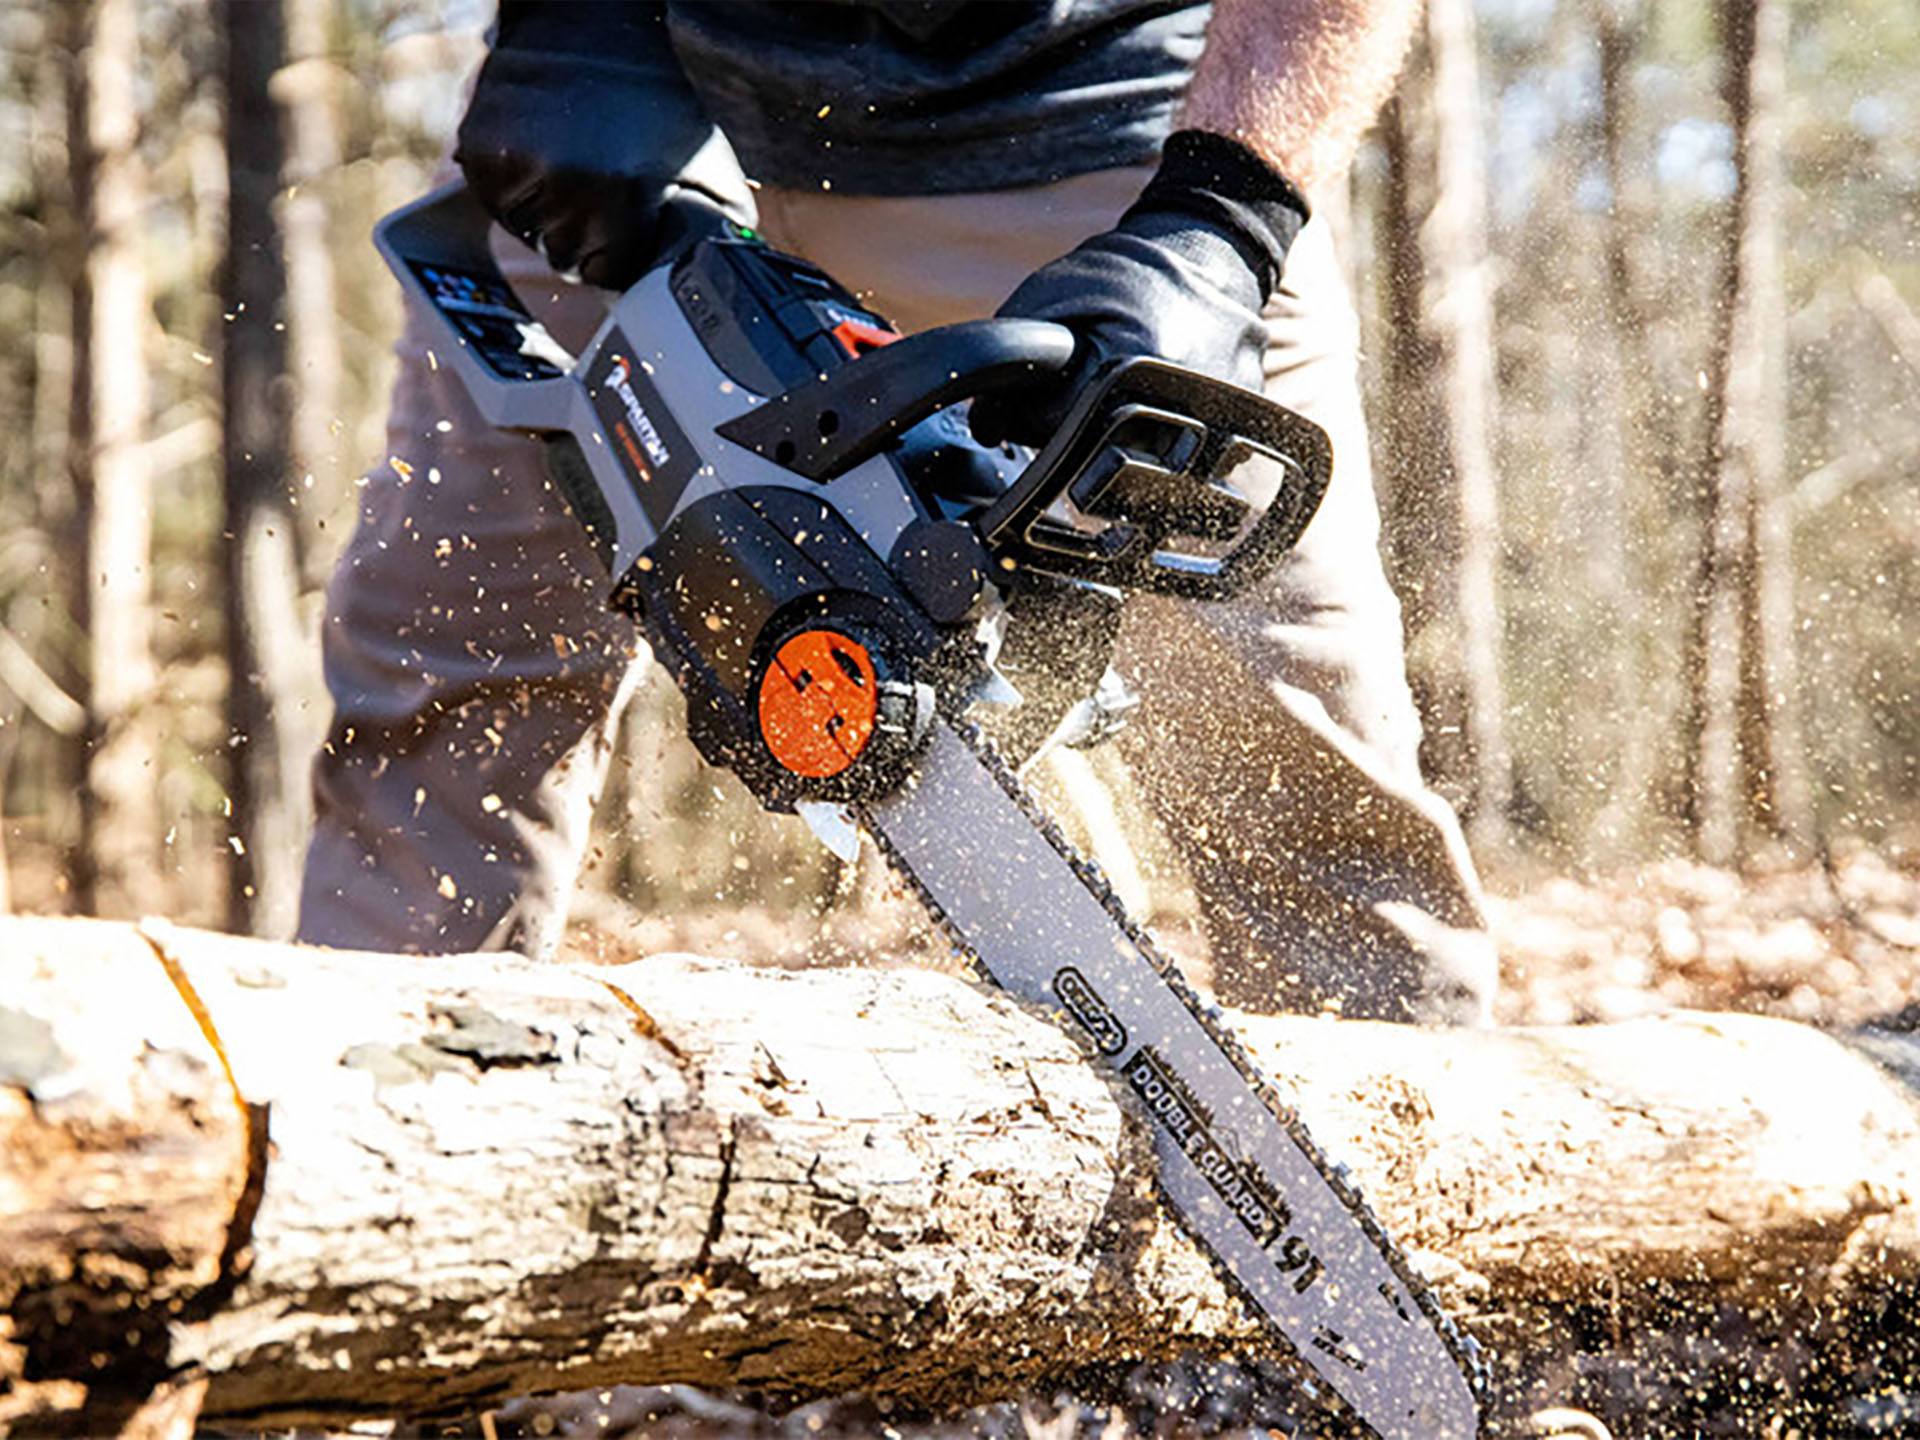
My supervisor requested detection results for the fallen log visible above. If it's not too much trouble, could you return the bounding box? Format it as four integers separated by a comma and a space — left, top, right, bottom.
5, 915, 1920, 1433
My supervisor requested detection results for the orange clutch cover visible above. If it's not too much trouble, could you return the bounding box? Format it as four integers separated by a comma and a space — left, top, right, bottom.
756, 629, 880, 779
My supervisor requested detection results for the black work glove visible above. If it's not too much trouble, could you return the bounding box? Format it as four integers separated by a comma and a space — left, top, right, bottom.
454, 1, 754, 290
969, 130, 1310, 449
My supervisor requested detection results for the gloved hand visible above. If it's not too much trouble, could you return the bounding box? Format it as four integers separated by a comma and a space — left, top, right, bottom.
454, 1, 754, 290
969, 130, 1310, 449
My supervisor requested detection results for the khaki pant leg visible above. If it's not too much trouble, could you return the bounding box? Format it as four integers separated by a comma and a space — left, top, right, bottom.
759, 174, 1494, 1025
1122, 220, 1494, 1024
296, 230, 642, 957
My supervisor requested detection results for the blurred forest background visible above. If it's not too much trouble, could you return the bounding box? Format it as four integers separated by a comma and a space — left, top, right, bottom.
0, 0, 1914, 1017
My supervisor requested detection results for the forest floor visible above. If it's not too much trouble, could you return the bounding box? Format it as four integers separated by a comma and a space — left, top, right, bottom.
1487, 842, 1920, 1030
566, 843, 1920, 1034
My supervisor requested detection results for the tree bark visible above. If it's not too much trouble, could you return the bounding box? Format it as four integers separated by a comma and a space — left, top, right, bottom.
67, 0, 160, 916
221, 0, 309, 938
8, 916, 1920, 1431
0, 920, 250, 1434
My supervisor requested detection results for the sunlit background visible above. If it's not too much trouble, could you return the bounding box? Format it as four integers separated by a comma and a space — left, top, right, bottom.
0, 0, 1914, 1027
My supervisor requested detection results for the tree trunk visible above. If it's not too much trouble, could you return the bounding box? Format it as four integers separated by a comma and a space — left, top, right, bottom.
67, 0, 160, 916
1421, 0, 1512, 857
1590, 0, 1681, 856
1728, 0, 1811, 857
1695, 0, 1809, 864
278, 0, 346, 579
221, 0, 308, 938
1371, 36, 1511, 843
1375, 96, 1439, 639
1374, 93, 1474, 807
9, 916, 1920, 1432
0, 920, 250, 1432
31, 31, 74, 539
17, 13, 80, 907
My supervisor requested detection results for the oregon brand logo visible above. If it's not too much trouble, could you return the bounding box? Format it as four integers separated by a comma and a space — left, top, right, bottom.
1053, 966, 1127, 1055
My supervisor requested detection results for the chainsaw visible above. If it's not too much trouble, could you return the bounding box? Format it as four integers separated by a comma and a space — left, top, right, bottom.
375, 183, 1481, 1439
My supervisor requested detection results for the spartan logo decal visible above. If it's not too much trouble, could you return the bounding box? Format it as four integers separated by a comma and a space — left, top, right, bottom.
1053, 966, 1127, 1055
587, 326, 698, 526
606, 356, 675, 476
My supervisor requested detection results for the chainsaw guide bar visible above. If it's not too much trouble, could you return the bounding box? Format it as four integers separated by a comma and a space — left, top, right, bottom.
864, 720, 1484, 1439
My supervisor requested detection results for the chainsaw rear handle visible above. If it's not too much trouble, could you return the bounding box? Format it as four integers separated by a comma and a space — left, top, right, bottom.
377, 180, 1077, 457
373, 181, 582, 435
713, 318, 1076, 480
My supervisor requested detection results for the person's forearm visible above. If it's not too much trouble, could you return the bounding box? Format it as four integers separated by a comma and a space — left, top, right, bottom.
1180, 0, 1423, 194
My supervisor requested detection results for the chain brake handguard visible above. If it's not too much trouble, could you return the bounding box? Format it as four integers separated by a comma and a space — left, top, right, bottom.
975, 359, 1331, 602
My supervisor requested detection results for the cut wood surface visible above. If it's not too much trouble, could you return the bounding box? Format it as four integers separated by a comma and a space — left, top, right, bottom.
5, 915, 1920, 1431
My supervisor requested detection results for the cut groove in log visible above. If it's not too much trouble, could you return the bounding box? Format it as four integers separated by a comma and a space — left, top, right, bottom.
4, 916, 1920, 1432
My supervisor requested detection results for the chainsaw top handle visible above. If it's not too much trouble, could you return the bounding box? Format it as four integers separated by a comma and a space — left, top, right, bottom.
712, 319, 1076, 480
976, 357, 1334, 602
